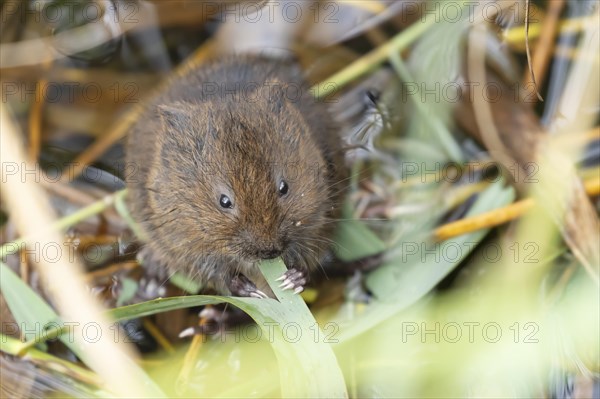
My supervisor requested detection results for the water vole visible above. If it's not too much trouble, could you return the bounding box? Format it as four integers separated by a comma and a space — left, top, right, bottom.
126, 55, 346, 297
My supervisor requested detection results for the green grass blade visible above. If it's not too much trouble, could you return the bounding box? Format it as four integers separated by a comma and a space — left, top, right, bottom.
333, 218, 386, 262
0, 262, 167, 397
259, 259, 347, 397
109, 259, 347, 398
337, 180, 515, 342
333, 201, 386, 262
1, 262, 72, 353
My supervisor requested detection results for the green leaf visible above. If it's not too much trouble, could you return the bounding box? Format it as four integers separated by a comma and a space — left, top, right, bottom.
108, 259, 347, 398
0, 262, 71, 353
0, 262, 166, 397
169, 272, 202, 293
116, 277, 138, 307
259, 259, 347, 397
337, 180, 515, 342
109, 296, 224, 321
333, 203, 386, 262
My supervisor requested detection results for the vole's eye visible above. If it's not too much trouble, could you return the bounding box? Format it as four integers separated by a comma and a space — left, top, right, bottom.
278, 180, 289, 196
219, 194, 233, 209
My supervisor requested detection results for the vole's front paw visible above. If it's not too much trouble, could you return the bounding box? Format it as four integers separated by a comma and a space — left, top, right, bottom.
276, 268, 307, 294
229, 274, 269, 298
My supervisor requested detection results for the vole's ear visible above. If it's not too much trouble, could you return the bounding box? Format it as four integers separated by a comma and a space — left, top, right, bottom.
156, 102, 208, 159
157, 103, 191, 131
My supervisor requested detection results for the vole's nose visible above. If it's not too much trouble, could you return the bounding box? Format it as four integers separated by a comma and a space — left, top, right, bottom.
257, 247, 282, 260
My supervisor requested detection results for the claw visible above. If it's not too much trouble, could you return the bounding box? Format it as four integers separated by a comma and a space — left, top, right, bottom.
249, 289, 268, 299
275, 268, 308, 294
178, 327, 197, 338
278, 278, 291, 288
229, 274, 270, 298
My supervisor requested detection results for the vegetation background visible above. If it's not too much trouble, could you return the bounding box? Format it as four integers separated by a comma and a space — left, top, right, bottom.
0, 0, 598, 397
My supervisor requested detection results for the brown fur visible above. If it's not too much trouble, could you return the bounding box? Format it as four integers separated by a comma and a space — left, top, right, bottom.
126, 55, 346, 294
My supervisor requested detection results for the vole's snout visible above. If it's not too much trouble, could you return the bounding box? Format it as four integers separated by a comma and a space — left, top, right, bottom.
256, 245, 283, 260
241, 229, 286, 260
